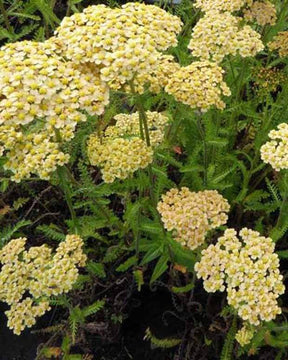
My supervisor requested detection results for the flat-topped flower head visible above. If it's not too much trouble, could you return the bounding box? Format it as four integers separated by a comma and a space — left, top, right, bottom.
261, 123, 288, 171
157, 187, 230, 250
165, 61, 231, 111
53, 3, 182, 90
0, 40, 109, 181
188, 11, 264, 62
243, 1, 277, 26
87, 135, 153, 183
87, 111, 168, 183
0, 234, 86, 335
195, 228, 285, 328
0, 41, 109, 133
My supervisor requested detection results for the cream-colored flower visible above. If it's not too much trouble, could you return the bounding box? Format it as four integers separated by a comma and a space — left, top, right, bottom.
195, 228, 285, 327
261, 123, 288, 171
0, 235, 86, 334
53, 3, 182, 90
188, 11, 264, 62
165, 61, 231, 111
157, 187, 230, 250
269, 31, 288, 57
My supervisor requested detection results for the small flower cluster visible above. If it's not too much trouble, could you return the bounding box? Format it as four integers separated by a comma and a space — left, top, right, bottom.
188, 11, 264, 62
261, 123, 288, 171
87, 136, 153, 183
165, 61, 231, 111
194, 0, 252, 13
157, 187, 230, 250
195, 228, 285, 327
269, 31, 288, 57
0, 235, 86, 335
87, 111, 168, 183
235, 324, 255, 346
0, 41, 108, 135
0, 40, 109, 181
243, 1, 277, 26
54, 3, 182, 90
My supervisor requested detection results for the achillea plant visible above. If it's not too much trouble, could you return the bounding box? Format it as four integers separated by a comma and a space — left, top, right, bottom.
87, 111, 169, 183
157, 187, 230, 250
0, 235, 86, 335
269, 31, 288, 57
195, 228, 285, 344
165, 61, 231, 111
0, 40, 109, 182
188, 10, 264, 62
261, 123, 288, 171
53, 2, 182, 90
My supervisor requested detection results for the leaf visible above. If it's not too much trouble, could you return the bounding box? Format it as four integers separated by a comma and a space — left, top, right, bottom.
171, 283, 194, 293
116, 255, 137, 272
86, 262, 106, 278
82, 299, 105, 318
150, 254, 169, 284
140, 244, 163, 265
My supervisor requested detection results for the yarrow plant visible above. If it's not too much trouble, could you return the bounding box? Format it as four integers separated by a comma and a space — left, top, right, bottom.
188, 11, 264, 62
0, 0, 287, 358
87, 111, 169, 182
243, 1, 277, 26
0, 235, 86, 335
157, 187, 230, 250
0, 40, 109, 182
195, 228, 285, 344
261, 123, 288, 171
53, 3, 182, 90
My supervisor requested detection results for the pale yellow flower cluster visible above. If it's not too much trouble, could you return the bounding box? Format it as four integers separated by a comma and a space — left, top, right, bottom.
0, 235, 86, 335
261, 123, 288, 171
105, 111, 169, 147
195, 228, 285, 326
235, 324, 255, 346
0, 41, 109, 136
54, 3, 182, 90
0, 40, 109, 181
1, 132, 69, 182
188, 11, 264, 62
87, 136, 153, 183
165, 61, 231, 111
269, 31, 288, 57
194, 0, 252, 12
243, 1, 277, 26
87, 111, 168, 183
157, 187, 230, 250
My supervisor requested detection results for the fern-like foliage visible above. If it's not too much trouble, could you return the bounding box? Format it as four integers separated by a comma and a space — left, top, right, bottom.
220, 316, 237, 360
144, 327, 181, 348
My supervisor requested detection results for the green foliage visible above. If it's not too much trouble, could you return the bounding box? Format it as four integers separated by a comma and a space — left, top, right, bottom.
220, 317, 237, 360
144, 327, 181, 349
1, 0, 288, 359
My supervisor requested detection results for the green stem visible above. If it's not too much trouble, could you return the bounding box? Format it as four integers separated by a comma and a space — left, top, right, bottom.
197, 117, 208, 187
57, 166, 78, 234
